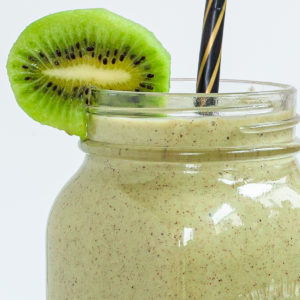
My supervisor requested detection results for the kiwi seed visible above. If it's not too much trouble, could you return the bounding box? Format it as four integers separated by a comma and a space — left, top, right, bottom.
134, 57, 146, 66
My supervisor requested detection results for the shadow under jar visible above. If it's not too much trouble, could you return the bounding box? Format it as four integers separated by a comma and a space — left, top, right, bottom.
47, 79, 300, 300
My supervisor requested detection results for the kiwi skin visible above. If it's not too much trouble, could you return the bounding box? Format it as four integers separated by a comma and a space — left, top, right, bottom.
6, 9, 171, 138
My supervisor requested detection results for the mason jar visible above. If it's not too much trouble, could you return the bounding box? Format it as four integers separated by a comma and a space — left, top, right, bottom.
47, 79, 300, 299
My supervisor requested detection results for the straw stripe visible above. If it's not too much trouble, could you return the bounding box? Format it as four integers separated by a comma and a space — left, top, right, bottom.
196, 0, 227, 95
203, 0, 214, 27
206, 50, 222, 93
196, 0, 226, 89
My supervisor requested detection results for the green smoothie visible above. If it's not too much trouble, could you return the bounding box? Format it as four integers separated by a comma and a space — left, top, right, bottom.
47, 109, 300, 299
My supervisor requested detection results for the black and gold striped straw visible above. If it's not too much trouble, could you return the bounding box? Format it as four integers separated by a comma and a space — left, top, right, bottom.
196, 0, 227, 96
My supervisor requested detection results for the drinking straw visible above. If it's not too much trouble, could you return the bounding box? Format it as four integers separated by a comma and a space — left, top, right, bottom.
196, 0, 227, 97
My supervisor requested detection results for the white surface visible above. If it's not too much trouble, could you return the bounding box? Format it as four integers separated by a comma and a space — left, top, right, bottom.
0, 1, 300, 299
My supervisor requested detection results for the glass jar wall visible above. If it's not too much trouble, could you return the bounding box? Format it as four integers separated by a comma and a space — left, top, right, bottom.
47, 80, 300, 299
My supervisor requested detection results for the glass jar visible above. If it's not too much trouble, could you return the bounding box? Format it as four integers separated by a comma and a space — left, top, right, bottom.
47, 79, 300, 300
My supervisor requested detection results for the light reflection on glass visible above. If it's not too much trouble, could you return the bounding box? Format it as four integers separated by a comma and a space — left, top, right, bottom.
270, 187, 300, 208
218, 178, 236, 185
178, 227, 194, 247
218, 171, 244, 186
183, 164, 199, 175
238, 180, 300, 209
238, 183, 273, 198
211, 203, 243, 234
211, 203, 234, 224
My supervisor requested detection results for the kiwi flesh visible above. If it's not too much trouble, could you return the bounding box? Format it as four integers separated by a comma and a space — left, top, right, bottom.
7, 9, 171, 138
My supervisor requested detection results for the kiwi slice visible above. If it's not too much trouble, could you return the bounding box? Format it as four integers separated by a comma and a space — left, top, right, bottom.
6, 9, 171, 138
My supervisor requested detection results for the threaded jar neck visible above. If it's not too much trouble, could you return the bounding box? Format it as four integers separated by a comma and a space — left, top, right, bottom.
81, 79, 300, 160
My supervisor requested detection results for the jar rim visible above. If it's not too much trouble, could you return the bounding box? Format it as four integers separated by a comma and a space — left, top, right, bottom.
89, 78, 296, 99
86, 78, 296, 116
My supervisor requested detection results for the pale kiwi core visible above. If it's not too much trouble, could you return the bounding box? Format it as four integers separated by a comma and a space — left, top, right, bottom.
44, 65, 131, 86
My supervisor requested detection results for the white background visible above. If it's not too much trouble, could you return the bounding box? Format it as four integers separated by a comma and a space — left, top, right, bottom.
0, 1, 300, 299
